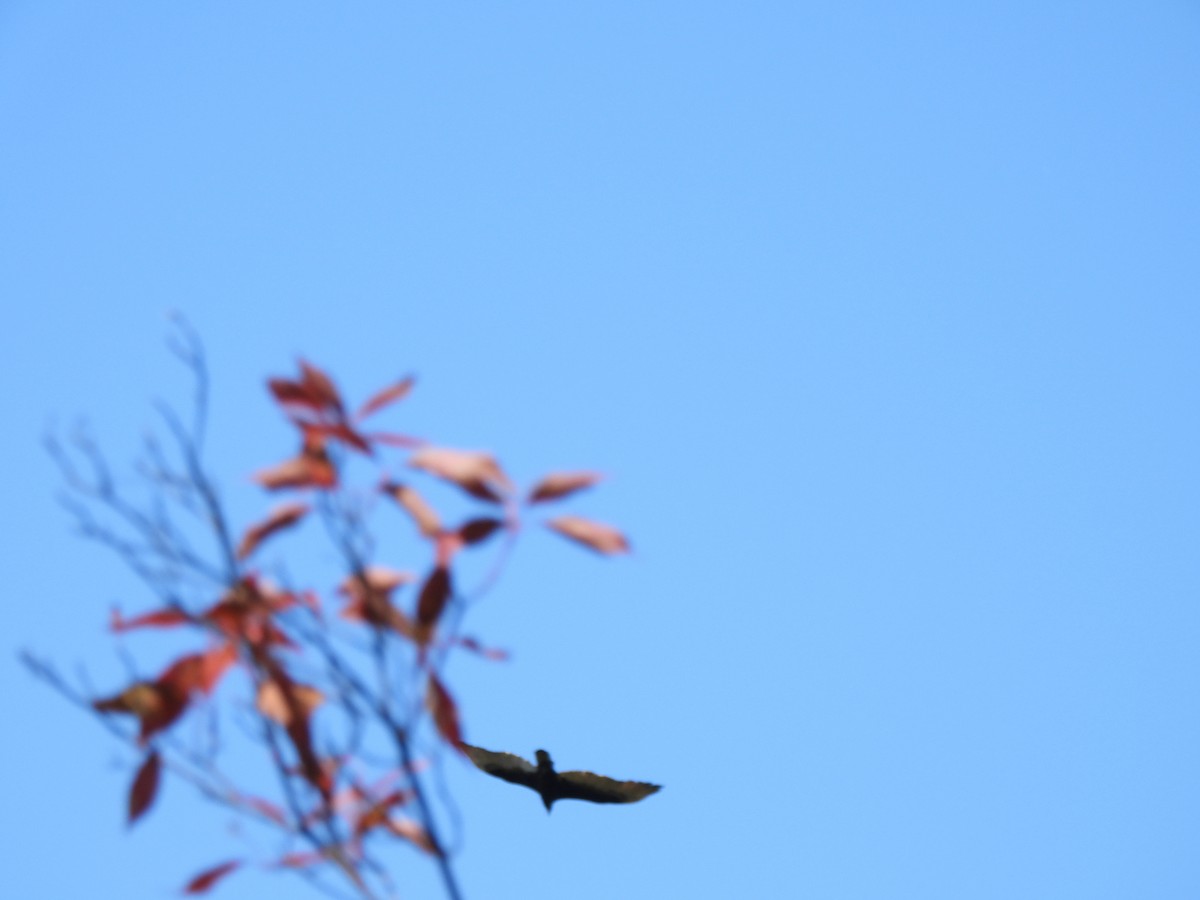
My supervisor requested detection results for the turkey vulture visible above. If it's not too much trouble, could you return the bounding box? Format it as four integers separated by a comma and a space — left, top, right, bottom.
462, 744, 661, 812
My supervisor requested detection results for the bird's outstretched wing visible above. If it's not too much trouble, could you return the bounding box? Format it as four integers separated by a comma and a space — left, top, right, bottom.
553, 770, 661, 804
462, 744, 540, 790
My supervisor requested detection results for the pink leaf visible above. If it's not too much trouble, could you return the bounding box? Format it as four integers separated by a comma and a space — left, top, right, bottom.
409, 447, 511, 503
381, 481, 442, 537
545, 515, 631, 555
256, 678, 325, 727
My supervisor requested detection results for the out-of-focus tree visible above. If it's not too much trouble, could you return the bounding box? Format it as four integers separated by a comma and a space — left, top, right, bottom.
24, 321, 634, 899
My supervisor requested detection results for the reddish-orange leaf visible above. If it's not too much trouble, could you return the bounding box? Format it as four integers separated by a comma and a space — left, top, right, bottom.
138, 693, 187, 744
527, 471, 604, 504
426, 674, 464, 750
380, 481, 442, 537
268, 377, 325, 412
353, 789, 414, 838
458, 517, 504, 547
456, 635, 510, 661
355, 376, 415, 421
183, 860, 242, 894
388, 817, 440, 855
205, 599, 296, 649
128, 750, 161, 825
236, 502, 310, 560
159, 644, 238, 697
302, 420, 373, 455
545, 515, 630, 555
415, 567, 452, 636
93, 681, 188, 745
268, 361, 344, 416
254, 453, 336, 491
409, 447, 511, 503
110, 607, 190, 632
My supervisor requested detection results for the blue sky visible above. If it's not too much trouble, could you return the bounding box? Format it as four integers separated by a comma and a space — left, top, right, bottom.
3, 2, 1199, 898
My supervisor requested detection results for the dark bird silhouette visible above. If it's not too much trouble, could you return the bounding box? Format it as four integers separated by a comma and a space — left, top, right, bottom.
462, 744, 661, 812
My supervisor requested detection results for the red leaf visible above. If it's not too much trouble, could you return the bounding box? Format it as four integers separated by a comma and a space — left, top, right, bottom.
458, 517, 504, 547
355, 376, 415, 421
338, 567, 417, 637
527, 471, 604, 504
128, 750, 161, 825
202, 578, 301, 648
545, 515, 630, 555
298, 360, 344, 414
183, 860, 242, 894
110, 607, 191, 632
268, 377, 326, 413
415, 567, 452, 640
426, 675, 464, 751
205, 602, 291, 648
380, 481, 442, 537
268, 361, 344, 416
236, 502, 310, 560
409, 447, 511, 503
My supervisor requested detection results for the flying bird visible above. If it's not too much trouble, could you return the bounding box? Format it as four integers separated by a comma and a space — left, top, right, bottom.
462, 744, 661, 812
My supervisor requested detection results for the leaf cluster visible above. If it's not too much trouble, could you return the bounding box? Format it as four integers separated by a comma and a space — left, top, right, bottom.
29, 338, 628, 900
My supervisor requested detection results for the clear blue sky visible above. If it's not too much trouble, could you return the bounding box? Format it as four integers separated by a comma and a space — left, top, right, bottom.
3, 2, 1199, 898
